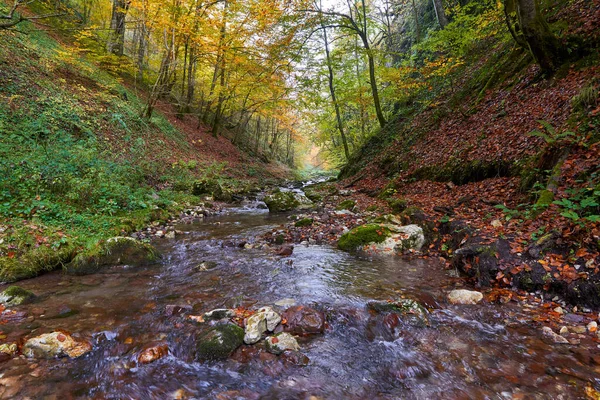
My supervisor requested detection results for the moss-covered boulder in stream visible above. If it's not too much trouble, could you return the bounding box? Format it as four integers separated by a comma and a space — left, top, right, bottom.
338, 224, 392, 252
295, 218, 314, 227
264, 190, 313, 212
0, 286, 36, 306
66, 237, 160, 275
196, 323, 245, 360
192, 179, 232, 202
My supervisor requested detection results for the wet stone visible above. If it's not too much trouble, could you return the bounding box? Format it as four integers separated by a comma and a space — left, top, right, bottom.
204, 308, 235, 321
265, 333, 300, 355
196, 324, 244, 360
137, 341, 169, 364
23, 331, 92, 359
447, 289, 483, 305
281, 306, 325, 335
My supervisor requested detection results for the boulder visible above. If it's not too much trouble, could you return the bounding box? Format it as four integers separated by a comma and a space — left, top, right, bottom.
264, 191, 313, 212
23, 331, 92, 359
137, 341, 169, 364
338, 223, 424, 254
196, 324, 245, 360
265, 333, 300, 355
447, 289, 483, 305
244, 307, 281, 344
281, 306, 325, 335
541, 327, 570, 344
66, 237, 160, 274
0, 286, 36, 306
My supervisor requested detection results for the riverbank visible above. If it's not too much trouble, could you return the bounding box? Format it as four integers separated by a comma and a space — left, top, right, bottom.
0, 25, 291, 282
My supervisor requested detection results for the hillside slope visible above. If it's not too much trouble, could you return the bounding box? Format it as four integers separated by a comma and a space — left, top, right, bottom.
0, 24, 288, 281
340, 0, 600, 306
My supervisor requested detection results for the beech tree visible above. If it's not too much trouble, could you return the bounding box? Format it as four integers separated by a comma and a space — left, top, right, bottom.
504, 0, 563, 72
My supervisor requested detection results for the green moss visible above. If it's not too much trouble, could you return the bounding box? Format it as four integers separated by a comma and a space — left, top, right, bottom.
365, 205, 379, 212
264, 191, 312, 212
66, 237, 160, 275
0, 246, 76, 282
295, 218, 314, 227
196, 323, 244, 360
388, 198, 408, 213
336, 200, 356, 211
337, 224, 391, 252
367, 299, 429, 326
0, 285, 36, 306
303, 187, 323, 202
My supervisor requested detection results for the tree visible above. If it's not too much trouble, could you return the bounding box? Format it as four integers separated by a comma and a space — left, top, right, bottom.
309, 0, 388, 128
432, 0, 448, 28
318, 1, 350, 161
107, 0, 131, 56
1, 0, 63, 30
504, 0, 563, 72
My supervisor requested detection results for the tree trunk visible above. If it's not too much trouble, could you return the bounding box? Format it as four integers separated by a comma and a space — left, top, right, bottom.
432, 0, 448, 28
321, 24, 350, 161
513, 0, 563, 72
107, 0, 130, 56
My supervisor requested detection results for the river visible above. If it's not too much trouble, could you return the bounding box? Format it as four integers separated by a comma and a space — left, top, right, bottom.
0, 201, 599, 399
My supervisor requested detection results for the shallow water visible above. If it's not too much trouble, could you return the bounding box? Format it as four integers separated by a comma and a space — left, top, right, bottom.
1, 205, 599, 399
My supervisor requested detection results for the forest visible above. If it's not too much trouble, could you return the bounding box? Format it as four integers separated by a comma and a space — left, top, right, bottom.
0, 0, 599, 398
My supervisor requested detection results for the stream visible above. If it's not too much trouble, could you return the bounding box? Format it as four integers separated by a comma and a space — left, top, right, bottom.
1, 200, 599, 399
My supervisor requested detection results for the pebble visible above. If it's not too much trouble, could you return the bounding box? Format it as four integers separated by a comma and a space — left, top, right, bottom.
587, 321, 597, 333
541, 327, 569, 344
559, 326, 569, 336
554, 306, 564, 314
571, 326, 587, 334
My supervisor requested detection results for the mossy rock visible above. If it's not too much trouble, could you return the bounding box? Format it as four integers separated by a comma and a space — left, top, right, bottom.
264, 191, 313, 212
196, 323, 244, 360
337, 224, 392, 252
66, 237, 160, 275
303, 187, 323, 203
388, 198, 408, 213
366, 205, 379, 212
0, 246, 75, 282
192, 179, 232, 202
0, 286, 36, 306
336, 200, 356, 211
295, 218, 314, 227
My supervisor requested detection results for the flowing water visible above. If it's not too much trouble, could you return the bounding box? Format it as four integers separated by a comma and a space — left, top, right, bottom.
1, 202, 599, 399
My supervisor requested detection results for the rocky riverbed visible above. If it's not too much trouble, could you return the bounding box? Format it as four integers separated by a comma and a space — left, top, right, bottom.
1, 189, 600, 399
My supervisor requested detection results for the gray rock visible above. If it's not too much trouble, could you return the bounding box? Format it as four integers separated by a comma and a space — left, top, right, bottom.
244, 306, 281, 344
265, 333, 300, 355
541, 327, 570, 344
447, 289, 483, 305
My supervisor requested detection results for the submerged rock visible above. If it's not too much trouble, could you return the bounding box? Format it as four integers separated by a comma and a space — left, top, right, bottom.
66, 237, 160, 274
137, 341, 169, 364
204, 308, 235, 321
447, 289, 483, 305
367, 299, 429, 327
265, 333, 300, 355
244, 307, 281, 344
0, 343, 17, 361
264, 191, 313, 212
281, 306, 325, 335
196, 324, 245, 360
23, 331, 92, 359
0, 286, 36, 306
